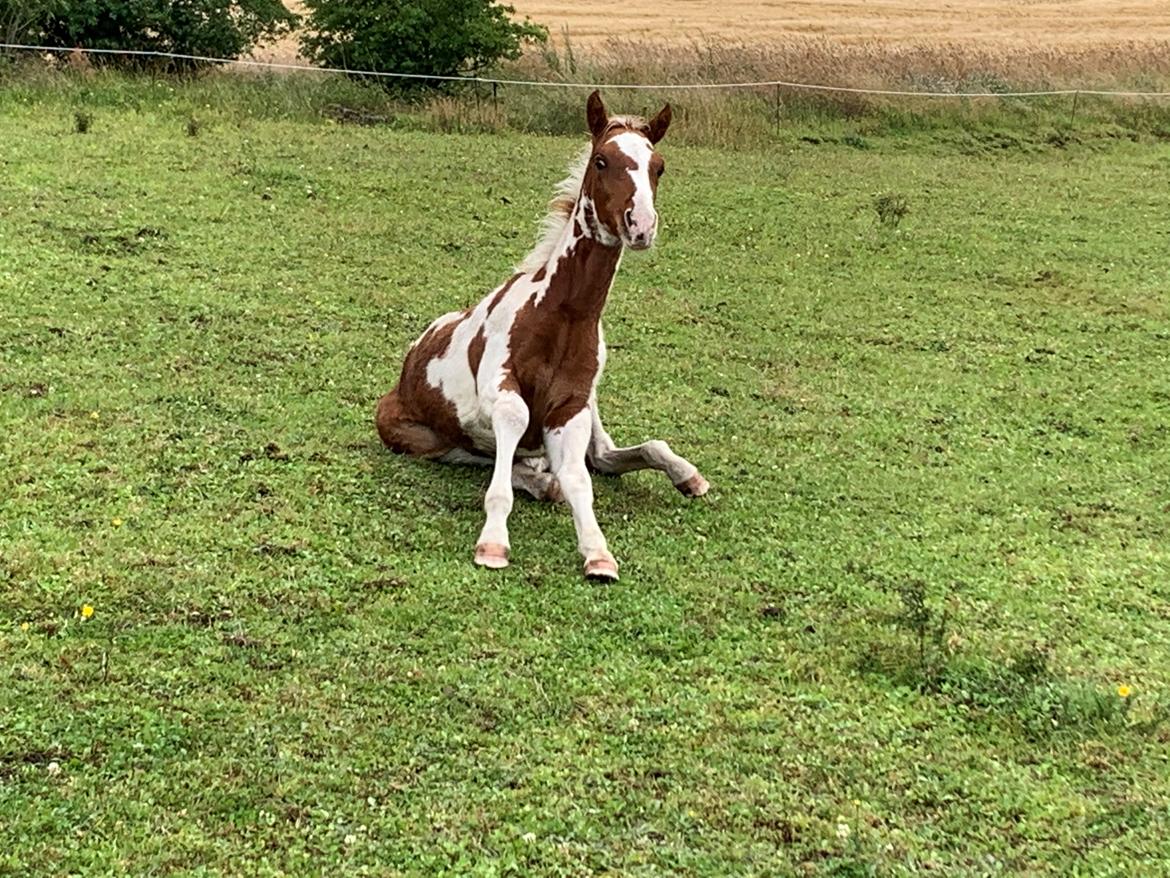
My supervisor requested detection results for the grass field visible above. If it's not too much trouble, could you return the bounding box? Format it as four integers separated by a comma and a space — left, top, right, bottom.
2, 80, 1170, 875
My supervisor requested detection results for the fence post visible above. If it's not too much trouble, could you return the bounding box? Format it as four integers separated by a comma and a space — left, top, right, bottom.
1069, 89, 1080, 128
492, 82, 498, 113
774, 84, 781, 135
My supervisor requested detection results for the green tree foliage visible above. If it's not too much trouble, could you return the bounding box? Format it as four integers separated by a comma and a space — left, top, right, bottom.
300, 0, 546, 85
7, 0, 297, 66
0, 0, 56, 49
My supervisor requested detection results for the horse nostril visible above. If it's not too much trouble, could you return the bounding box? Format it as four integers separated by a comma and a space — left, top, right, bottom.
624, 208, 635, 230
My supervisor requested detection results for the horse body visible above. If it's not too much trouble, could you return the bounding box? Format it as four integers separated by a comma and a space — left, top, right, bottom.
376, 92, 708, 580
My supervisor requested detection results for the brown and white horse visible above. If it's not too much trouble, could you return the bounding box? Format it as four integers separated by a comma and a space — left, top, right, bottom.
376, 91, 708, 580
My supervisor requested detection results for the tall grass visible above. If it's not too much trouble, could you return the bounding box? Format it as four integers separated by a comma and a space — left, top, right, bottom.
524, 36, 1170, 93
3, 35, 1170, 146
485, 37, 1170, 142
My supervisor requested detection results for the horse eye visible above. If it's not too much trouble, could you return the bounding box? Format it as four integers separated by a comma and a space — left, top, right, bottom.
593, 155, 607, 171
656, 164, 665, 177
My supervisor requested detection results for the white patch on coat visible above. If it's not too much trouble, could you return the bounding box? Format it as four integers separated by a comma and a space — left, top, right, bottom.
580, 194, 618, 248
423, 274, 544, 455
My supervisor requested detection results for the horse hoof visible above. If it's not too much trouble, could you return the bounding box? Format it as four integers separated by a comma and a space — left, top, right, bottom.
545, 477, 564, 504
675, 473, 710, 498
584, 555, 619, 582
474, 543, 509, 569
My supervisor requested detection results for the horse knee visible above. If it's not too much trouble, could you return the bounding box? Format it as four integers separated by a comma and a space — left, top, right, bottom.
490, 393, 529, 437
555, 462, 592, 499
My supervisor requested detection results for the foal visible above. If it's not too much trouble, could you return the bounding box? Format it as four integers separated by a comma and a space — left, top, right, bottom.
376, 91, 708, 580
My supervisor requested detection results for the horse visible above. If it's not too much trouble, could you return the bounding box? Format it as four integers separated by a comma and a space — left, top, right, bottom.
375, 90, 708, 581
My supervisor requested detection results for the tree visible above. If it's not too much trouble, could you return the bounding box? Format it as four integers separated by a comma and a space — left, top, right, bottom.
300, 0, 546, 85
25, 0, 297, 67
0, 0, 57, 51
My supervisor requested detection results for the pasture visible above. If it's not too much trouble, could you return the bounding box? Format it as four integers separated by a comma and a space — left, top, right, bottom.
2, 79, 1169, 874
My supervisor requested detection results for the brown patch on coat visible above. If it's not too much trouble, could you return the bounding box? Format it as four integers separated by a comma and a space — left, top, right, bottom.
376, 313, 474, 456
467, 327, 487, 388
487, 272, 523, 315
503, 235, 622, 448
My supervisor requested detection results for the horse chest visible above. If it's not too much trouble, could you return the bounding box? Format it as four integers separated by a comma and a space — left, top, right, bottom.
471, 316, 606, 455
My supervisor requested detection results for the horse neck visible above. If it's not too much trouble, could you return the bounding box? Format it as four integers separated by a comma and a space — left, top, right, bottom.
539, 199, 623, 320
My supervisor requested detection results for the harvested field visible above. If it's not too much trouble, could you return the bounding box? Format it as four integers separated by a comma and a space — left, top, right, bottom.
253, 1, 1170, 100
510, 0, 1170, 48
258, 1, 1170, 64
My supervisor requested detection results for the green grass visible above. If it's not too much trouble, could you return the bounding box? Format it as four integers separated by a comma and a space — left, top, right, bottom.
2, 80, 1169, 876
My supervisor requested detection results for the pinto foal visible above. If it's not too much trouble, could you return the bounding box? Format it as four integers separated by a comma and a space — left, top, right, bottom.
376, 91, 708, 580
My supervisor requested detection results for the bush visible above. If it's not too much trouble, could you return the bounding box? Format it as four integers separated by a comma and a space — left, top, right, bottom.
19, 0, 297, 67
300, 0, 546, 86
0, 0, 56, 50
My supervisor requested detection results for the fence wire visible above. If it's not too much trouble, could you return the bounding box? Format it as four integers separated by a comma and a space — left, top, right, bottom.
3, 43, 1170, 98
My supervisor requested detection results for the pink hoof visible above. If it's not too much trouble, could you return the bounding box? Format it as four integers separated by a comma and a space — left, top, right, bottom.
675, 472, 710, 498
474, 542, 509, 569
584, 555, 619, 582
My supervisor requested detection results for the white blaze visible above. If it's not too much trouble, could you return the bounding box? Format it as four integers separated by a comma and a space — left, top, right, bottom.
608, 131, 657, 242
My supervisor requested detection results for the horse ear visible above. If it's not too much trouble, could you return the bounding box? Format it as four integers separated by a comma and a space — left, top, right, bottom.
586, 90, 609, 139
647, 103, 672, 144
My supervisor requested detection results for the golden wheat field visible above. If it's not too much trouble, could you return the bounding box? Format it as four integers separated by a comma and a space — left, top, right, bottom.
509, 0, 1170, 47
255, 0, 1170, 92
263, 0, 1170, 62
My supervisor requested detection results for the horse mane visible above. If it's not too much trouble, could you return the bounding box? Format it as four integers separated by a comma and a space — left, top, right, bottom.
516, 116, 647, 274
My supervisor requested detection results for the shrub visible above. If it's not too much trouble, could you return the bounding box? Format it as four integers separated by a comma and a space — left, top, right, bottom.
0, 0, 56, 51
874, 192, 909, 227
27, 0, 297, 68
300, 0, 546, 87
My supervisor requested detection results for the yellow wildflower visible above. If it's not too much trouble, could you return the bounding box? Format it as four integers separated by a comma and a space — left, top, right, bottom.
1117, 685, 1132, 698
80, 604, 94, 619
112, 518, 124, 528
20, 622, 30, 632
89, 411, 100, 420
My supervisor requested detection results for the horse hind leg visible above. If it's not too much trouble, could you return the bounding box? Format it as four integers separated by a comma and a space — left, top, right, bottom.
587, 404, 709, 497
439, 449, 562, 503
375, 388, 452, 458
378, 390, 560, 501
511, 464, 562, 503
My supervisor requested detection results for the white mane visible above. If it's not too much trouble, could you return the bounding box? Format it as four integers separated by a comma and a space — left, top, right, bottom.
515, 117, 648, 274
516, 143, 591, 274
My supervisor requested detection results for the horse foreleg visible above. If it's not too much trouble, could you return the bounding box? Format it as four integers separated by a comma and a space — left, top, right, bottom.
546, 408, 618, 581
473, 391, 530, 569
587, 404, 709, 497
